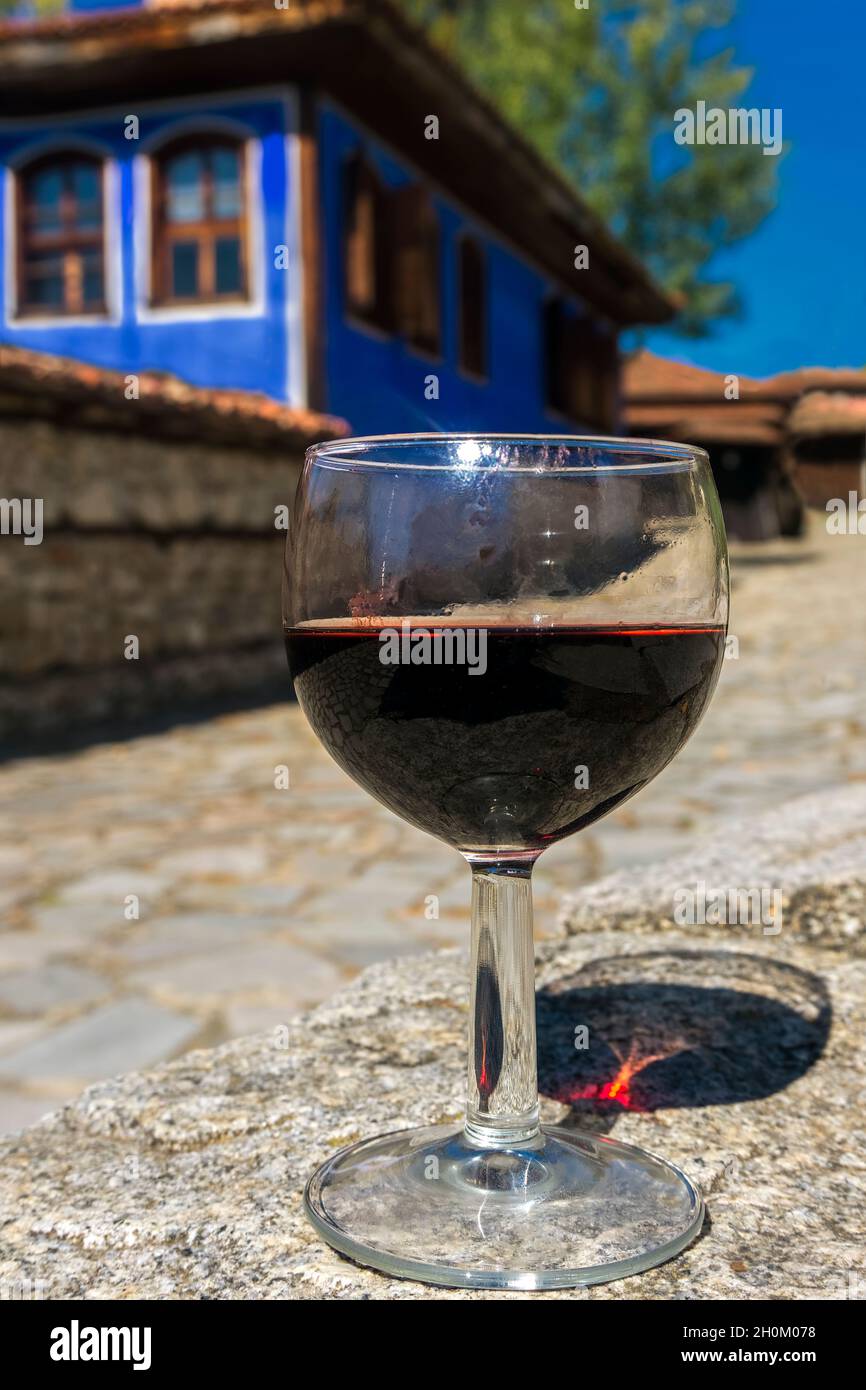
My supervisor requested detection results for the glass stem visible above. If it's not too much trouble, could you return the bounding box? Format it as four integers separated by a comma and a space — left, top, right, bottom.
465, 859, 540, 1147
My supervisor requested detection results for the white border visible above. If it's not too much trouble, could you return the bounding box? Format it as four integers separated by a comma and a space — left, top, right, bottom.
0, 86, 306, 406
283, 87, 306, 408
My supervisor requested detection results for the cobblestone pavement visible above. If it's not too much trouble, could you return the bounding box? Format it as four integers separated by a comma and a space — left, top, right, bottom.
0, 518, 863, 1132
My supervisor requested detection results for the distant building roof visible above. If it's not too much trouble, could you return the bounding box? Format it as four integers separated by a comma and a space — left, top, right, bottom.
759, 367, 866, 400
624, 350, 764, 402
788, 391, 866, 439
0, 0, 674, 327
624, 350, 786, 445
625, 349, 866, 448
0, 344, 347, 448
625, 349, 866, 404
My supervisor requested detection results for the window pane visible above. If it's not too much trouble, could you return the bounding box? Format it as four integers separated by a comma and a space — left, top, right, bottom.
82, 249, 104, 307
71, 162, 101, 232
23, 251, 65, 308
215, 236, 241, 294
27, 167, 64, 233
212, 147, 241, 218
71, 162, 99, 201
165, 153, 205, 223
171, 241, 199, 297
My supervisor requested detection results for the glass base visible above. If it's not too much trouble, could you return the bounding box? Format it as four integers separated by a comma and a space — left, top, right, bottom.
304, 1122, 704, 1290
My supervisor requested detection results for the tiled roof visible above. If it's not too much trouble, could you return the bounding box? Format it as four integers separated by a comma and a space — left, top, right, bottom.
623, 350, 765, 401
0, 344, 347, 448
788, 391, 866, 438
625, 349, 866, 404
624, 351, 787, 444
760, 367, 866, 400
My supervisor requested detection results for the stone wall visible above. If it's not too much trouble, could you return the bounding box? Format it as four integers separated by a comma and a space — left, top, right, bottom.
0, 411, 305, 743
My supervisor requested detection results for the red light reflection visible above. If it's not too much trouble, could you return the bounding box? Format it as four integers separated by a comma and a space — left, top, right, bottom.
570, 1039, 687, 1111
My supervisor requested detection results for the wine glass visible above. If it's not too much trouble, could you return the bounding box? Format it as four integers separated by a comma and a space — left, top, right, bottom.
284, 433, 728, 1290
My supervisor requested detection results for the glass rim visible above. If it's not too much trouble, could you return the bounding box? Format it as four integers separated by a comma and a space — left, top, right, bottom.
306, 432, 710, 473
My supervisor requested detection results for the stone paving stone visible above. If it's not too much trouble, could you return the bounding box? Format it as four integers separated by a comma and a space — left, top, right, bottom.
0, 1089, 57, 1133
288, 910, 432, 951
109, 911, 283, 967
0, 963, 108, 1017
169, 883, 305, 915
299, 932, 432, 970
158, 844, 270, 878
0, 931, 98, 971
413, 919, 470, 950
0, 998, 204, 1085
409, 868, 472, 904
26, 903, 124, 937
59, 869, 174, 903
301, 886, 407, 933
403, 906, 472, 946
0, 1019, 48, 1057
311, 861, 457, 924
129, 940, 347, 1008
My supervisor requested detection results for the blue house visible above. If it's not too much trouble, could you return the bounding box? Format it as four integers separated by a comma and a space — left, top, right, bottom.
0, 0, 673, 436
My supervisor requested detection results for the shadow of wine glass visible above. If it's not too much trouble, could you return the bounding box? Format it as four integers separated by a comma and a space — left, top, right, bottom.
537, 949, 832, 1136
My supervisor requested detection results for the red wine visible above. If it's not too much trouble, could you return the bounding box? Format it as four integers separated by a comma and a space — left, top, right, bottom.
286, 621, 725, 854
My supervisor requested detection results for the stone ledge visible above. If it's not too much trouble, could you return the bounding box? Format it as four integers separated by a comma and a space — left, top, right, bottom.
0, 787, 864, 1299
560, 783, 866, 952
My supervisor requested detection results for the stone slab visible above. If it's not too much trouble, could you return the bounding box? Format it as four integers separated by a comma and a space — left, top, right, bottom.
0, 998, 205, 1087
559, 783, 866, 952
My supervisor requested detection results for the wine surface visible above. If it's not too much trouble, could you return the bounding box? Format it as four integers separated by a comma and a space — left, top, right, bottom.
286, 622, 725, 854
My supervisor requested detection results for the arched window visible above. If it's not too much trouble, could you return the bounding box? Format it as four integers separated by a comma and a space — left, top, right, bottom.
151, 135, 248, 305
343, 151, 391, 330
16, 152, 105, 316
457, 235, 486, 380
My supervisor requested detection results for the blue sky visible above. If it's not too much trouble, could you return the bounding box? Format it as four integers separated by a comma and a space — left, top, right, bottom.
644, 0, 866, 379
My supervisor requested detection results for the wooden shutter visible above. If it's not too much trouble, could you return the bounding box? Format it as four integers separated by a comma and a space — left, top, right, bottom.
543, 298, 569, 415
571, 318, 597, 424
344, 154, 390, 327
390, 184, 441, 355
458, 236, 486, 378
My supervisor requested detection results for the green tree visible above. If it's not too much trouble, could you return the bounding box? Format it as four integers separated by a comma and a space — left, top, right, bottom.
403, 0, 780, 336
0, 0, 65, 14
